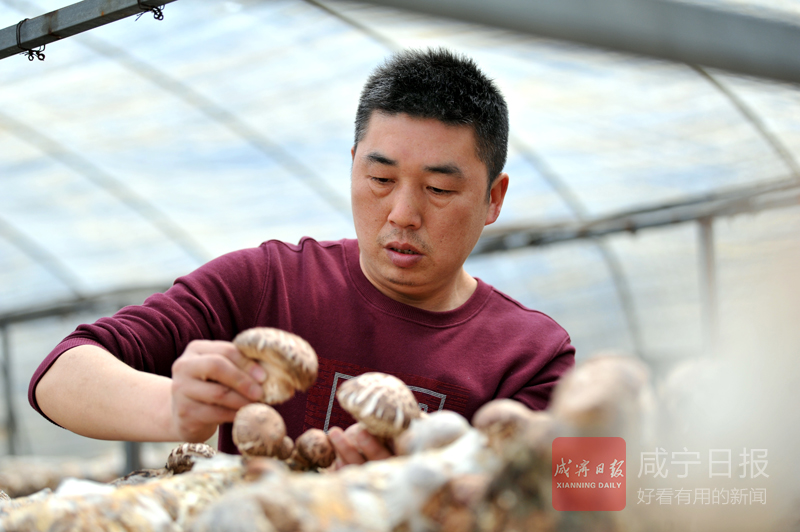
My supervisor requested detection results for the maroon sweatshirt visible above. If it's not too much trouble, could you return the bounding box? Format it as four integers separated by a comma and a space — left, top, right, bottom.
30, 238, 575, 453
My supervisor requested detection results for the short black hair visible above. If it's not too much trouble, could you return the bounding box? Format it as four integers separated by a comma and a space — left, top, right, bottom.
354, 48, 509, 192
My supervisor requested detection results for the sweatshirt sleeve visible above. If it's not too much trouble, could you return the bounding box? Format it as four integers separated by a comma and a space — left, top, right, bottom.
28, 245, 271, 422
511, 335, 576, 411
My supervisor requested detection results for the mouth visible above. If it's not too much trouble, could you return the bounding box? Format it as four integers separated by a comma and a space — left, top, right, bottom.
386, 242, 422, 255
383, 241, 425, 268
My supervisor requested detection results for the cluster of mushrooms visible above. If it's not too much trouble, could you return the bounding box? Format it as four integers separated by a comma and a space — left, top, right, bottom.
0, 327, 656, 532
230, 327, 332, 471
230, 327, 462, 472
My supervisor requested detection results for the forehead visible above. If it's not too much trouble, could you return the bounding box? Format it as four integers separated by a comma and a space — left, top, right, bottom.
359, 111, 483, 169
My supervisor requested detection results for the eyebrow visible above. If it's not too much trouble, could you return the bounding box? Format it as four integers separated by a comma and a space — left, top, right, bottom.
364, 152, 397, 166
364, 151, 464, 177
423, 163, 463, 177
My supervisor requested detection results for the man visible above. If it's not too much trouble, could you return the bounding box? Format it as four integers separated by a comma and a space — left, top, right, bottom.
29, 49, 574, 467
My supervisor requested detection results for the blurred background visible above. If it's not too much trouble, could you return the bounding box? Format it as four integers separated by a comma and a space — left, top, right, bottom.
0, 0, 798, 525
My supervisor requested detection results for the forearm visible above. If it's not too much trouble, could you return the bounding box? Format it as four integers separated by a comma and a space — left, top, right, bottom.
35, 345, 180, 442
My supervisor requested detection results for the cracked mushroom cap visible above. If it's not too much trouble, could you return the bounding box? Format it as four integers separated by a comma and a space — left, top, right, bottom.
336, 372, 422, 438
233, 327, 319, 404
233, 403, 287, 458
166, 442, 217, 474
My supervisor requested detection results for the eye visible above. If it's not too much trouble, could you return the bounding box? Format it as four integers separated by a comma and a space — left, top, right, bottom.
428, 186, 453, 195
370, 177, 391, 185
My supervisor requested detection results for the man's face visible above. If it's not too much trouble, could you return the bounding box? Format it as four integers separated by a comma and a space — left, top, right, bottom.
351, 111, 508, 310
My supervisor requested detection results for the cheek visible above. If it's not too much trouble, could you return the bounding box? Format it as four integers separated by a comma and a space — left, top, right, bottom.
351, 181, 371, 211
440, 207, 485, 248
351, 193, 385, 234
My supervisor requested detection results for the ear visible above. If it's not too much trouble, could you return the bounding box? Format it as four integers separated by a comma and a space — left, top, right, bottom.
485, 173, 509, 226
351, 145, 356, 161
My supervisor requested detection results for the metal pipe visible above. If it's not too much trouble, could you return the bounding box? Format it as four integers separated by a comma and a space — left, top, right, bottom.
124, 441, 143, 474
0, 0, 178, 60
691, 65, 800, 182
0, 324, 18, 455
508, 140, 645, 356
0, 284, 169, 326
361, 0, 800, 83
474, 178, 800, 254
697, 217, 719, 356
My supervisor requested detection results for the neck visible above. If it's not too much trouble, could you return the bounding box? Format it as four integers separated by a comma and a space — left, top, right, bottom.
359, 257, 478, 312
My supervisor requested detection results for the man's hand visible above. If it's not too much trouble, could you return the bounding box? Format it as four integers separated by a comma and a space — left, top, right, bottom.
327, 423, 393, 469
171, 340, 267, 442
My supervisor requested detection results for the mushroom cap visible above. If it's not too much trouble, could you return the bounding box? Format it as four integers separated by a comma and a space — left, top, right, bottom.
275, 436, 295, 461
336, 372, 421, 438
232, 403, 287, 457
165, 442, 217, 474
294, 428, 335, 469
233, 327, 319, 404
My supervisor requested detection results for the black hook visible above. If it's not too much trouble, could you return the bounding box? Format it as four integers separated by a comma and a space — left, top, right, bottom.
136, 0, 166, 21
16, 19, 45, 61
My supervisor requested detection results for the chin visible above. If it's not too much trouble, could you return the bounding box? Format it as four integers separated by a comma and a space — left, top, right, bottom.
385, 275, 418, 288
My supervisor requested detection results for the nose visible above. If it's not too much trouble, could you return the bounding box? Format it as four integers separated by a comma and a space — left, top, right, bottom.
387, 185, 422, 230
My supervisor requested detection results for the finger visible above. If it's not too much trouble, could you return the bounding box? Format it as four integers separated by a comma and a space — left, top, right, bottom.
182, 354, 264, 402
213, 342, 268, 383
351, 425, 393, 461
332, 457, 346, 471
185, 340, 267, 384
179, 378, 254, 411
328, 426, 366, 467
